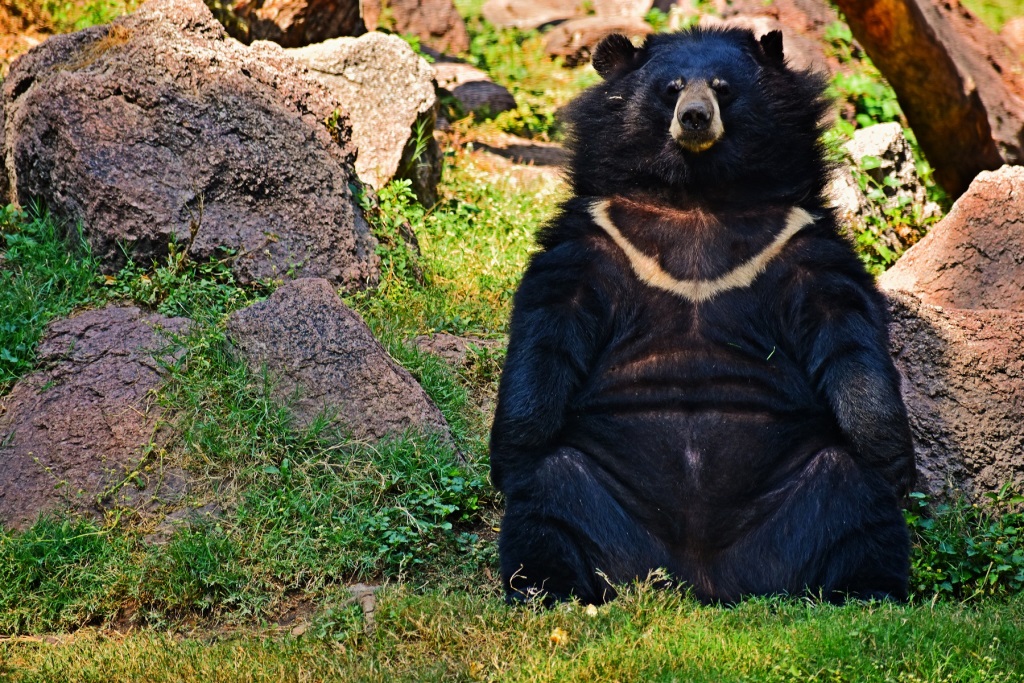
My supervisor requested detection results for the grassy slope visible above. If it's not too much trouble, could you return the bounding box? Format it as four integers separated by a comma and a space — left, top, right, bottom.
2, 1, 1024, 680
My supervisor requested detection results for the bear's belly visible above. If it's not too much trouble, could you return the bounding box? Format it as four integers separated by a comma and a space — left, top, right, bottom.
561, 348, 840, 547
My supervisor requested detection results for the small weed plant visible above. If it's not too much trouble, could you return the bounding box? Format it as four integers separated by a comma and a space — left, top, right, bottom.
907, 485, 1024, 600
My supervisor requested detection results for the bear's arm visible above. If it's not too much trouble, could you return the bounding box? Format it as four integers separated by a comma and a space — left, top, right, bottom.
788, 266, 915, 497
489, 239, 615, 491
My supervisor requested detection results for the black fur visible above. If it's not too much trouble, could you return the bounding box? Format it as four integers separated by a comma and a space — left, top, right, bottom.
489, 28, 916, 606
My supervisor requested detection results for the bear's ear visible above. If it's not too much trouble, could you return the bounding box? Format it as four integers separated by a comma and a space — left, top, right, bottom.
757, 30, 785, 66
592, 34, 640, 79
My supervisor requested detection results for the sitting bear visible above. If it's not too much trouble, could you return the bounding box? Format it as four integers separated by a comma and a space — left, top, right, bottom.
489, 27, 916, 606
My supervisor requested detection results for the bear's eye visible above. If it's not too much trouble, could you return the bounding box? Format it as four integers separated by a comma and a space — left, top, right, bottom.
661, 78, 686, 104
711, 78, 735, 103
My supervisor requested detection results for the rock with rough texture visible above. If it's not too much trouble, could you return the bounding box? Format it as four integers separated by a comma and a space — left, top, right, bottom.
830, 122, 940, 255
482, 0, 581, 30
544, 16, 653, 67
288, 32, 441, 204
886, 291, 1024, 498
433, 60, 517, 116
880, 165, 1024, 312
231, 0, 365, 46
413, 333, 503, 366
227, 278, 449, 441
0, 0, 378, 289
361, 0, 469, 54
832, 0, 1024, 197
0, 307, 190, 531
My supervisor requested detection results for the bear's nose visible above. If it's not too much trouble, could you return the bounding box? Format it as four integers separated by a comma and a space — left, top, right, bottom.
678, 102, 712, 132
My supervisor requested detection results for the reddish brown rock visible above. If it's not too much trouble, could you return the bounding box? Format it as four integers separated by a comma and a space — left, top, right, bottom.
544, 16, 653, 67
232, 0, 365, 46
880, 165, 1024, 312
831, 0, 1024, 197
0, 307, 190, 531
481, 0, 581, 30
886, 292, 1024, 498
227, 279, 450, 441
413, 333, 503, 366
361, 0, 469, 54
0, 0, 378, 289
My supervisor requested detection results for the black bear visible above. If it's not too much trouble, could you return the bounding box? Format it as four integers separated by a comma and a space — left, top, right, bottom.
489, 27, 916, 606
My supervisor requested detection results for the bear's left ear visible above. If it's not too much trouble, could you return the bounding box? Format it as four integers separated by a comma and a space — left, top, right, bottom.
592, 34, 641, 79
757, 30, 785, 66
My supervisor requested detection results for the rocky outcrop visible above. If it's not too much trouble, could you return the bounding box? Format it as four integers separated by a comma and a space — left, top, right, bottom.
544, 16, 653, 67
880, 165, 1024, 311
288, 32, 441, 204
433, 60, 517, 117
231, 0, 365, 46
227, 278, 450, 441
886, 292, 1024, 498
879, 165, 1024, 499
1, 0, 378, 289
361, 0, 469, 54
0, 307, 190, 531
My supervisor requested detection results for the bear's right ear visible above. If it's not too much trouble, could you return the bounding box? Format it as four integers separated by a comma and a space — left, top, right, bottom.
592, 34, 640, 79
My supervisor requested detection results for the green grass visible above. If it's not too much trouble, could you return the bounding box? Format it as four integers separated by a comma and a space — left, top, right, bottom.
2, 589, 1023, 681
0, 205, 102, 393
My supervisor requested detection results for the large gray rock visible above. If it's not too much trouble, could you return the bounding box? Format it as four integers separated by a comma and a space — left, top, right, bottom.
881, 165, 1024, 312
288, 32, 441, 204
886, 292, 1024, 498
227, 278, 449, 441
0, 307, 190, 531
0, 0, 378, 289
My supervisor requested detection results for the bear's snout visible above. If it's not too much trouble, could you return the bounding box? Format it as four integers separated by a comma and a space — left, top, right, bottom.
678, 101, 712, 132
669, 81, 724, 153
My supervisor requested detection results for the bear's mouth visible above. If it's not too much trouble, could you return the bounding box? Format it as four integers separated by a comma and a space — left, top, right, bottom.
670, 83, 724, 153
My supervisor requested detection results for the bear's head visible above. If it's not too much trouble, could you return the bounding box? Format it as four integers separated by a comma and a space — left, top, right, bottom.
563, 27, 833, 208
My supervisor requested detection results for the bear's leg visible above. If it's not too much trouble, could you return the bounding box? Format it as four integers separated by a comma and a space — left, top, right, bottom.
499, 447, 670, 605
711, 448, 910, 603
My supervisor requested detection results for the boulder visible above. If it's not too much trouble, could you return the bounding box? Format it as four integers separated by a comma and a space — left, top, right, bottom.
543, 16, 653, 67
880, 165, 1024, 312
886, 292, 1024, 498
361, 0, 469, 54
0, 0, 378, 289
829, 122, 940, 256
231, 0, 365, 46
481, 0, 581, 31
226, 278, 450, 441
592, 0, 656, 17
288, 32, 441, 204
0, 307, 190, 531
432, 60, 517, 116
